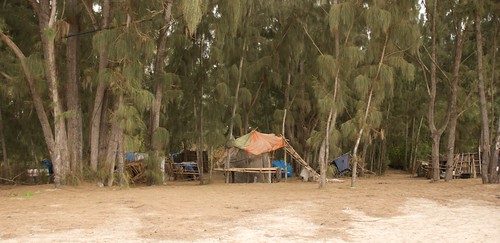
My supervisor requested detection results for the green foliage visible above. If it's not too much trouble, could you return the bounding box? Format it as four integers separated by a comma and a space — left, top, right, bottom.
131, 89, 154, 113
340, 120, 357, 141
152, 127, 170, 151
215, 82, 230, 101
220, 0, 243, 37
44, 27, 56, 41
143, 153, 163, 185
366, 7, 392, 34
353, 74, 370, 97
341, 46, 365, 67
327, 164, 337, 178
25, 55, 45, 81
180, 0, 204, 35
114, 105, 146, 134
238, 87, 252, 107
1, 0, 495, 182
317, 55, 338, 81
385, 56, 415, 82
306, 130, 324, 150
0, 18, 6, 31
329, 2, 356, 34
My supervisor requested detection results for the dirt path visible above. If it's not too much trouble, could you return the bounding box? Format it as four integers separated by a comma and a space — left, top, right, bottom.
1, 171, 499, 242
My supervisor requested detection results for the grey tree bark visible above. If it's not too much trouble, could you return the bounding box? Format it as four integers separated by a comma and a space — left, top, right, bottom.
475, 10, 491, 184
30, 0, 70, 186
89, 0, 111, 171
149, 0, 173, 149
445, 20, 466, 182
66, 0, 83, 174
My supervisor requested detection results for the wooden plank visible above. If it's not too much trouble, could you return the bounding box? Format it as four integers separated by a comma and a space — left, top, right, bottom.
214, 167, 279, 173
283, 140, 319, 179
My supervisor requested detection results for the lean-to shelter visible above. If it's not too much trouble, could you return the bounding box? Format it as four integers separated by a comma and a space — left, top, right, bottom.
218, 130, 319, 183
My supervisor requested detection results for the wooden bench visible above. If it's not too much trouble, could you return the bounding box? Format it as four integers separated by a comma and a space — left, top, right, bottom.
169, 162, 199, 181
214, 167, 282, 183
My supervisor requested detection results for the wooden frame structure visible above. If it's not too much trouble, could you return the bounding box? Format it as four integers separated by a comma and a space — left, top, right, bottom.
214, 167, 282, 183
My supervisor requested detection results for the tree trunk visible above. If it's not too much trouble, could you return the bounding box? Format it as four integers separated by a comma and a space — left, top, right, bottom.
351, 32, 389, 187
475, 10, 491, 184
149, 0, 173, 149
31, 0, 70, 186
0, 107, 8, 176
445, 21, 466, 182
493, 117, 500, 183
404, 120, 409, 172
116, 122, 125, 187
225, 39, 246, 183
431, 134, 441, 180
320, 0, 341, 188
489, 13, 498, 153
89, 0, 111, 171
488, 14, 498, 183
198, 87, 205, 185
105, 93, 123, 187
425, 0, 449, 182
352, 89, 372, 187
360, 137, 369, 177
284, 56, 293, 141
66, 0, 83, 174
319, 111, 332, 189
98, 91, 111, 165
0, 31, 56, 172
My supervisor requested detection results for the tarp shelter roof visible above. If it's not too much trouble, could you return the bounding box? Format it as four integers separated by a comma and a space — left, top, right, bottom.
233, 130, 285, 155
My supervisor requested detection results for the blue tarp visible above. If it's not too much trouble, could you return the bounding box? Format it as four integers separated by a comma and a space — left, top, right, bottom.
331, 153, 350, 173
41, 159, 53, 175
126, 152, 136, 162
125, 152, 147, 162
272, 160, 293, 177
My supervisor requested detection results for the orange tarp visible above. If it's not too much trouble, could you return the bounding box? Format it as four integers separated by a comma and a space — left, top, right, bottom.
233, 130, 285, 155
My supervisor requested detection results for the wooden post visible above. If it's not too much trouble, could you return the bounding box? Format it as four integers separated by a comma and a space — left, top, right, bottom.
265, 153, 271, 183
282, 109, 287, 181
477, 146, 481, 178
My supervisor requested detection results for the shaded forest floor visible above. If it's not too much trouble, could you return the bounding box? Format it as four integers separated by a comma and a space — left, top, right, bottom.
1, 170, 499, 242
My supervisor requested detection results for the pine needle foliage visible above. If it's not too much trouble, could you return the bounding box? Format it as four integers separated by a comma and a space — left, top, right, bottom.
329, 1, 356, 34
180, 0, 206, 36
366, 7, 392, 34
152, 127, 169, 151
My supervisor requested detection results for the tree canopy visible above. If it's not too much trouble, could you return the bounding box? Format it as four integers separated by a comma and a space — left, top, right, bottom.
0, 0, 499, 186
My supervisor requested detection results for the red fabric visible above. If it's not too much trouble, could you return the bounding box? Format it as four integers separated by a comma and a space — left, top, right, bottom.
242, 131, 285, 155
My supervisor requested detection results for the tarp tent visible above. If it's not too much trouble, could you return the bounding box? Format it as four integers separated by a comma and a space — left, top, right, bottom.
232, 130, 285, 155
221, 130, 286, 183
219, 130, 320, 182
331, 153, 350, 175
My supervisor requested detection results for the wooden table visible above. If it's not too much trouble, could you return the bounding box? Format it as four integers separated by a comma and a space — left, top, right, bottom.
214, 167, 282, 183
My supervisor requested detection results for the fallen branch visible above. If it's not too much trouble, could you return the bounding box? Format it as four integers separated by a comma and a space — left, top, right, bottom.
0, 172, 24, 185
0, 177, 16, 184
327, 178, 344, 183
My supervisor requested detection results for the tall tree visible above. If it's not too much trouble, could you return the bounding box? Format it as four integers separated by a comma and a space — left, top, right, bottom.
317, 0, 358, 188
65, 0, 83, 174
87, 0, 111, 171
149, 0, 173, 150
351, 1, 418, 186
0, 107, 7, 175
425, 0, 450, 182
445, 2, 469, 182
475, 5, 491, 184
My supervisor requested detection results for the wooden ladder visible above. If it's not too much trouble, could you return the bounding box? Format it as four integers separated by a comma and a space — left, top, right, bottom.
283, 140, 320, 180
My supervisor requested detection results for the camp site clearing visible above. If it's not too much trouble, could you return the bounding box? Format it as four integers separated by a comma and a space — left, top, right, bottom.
1, 170, 499, 242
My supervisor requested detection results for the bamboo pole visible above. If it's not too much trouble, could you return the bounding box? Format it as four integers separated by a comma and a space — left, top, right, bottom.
282, 109, 287, 181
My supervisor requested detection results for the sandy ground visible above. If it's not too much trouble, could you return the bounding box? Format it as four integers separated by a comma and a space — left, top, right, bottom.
1, 170, 499, 243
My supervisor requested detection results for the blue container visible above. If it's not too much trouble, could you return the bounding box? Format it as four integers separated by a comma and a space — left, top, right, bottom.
272, 160, 293, 177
